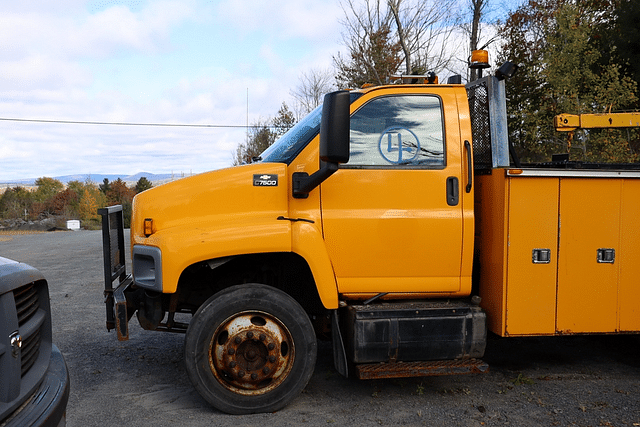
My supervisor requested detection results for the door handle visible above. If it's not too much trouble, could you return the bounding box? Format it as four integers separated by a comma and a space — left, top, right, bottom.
446, 176, 459, 206
464, 140, 473, 193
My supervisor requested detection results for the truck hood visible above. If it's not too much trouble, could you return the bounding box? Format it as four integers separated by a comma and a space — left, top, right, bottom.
131, 163, 289, 239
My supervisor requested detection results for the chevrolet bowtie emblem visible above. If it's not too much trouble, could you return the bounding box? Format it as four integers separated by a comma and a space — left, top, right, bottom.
10, 331, 22, 358
253, 174, 278, 187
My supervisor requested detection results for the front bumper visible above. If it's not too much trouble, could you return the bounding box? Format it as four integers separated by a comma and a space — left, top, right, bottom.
2, 344, 70, 427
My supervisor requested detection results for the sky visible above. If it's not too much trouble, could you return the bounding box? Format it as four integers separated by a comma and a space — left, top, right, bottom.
0, 0, 347, 182
0, 0, 517, 183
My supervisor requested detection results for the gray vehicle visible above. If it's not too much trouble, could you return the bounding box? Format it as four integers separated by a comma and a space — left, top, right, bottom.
0, 257, 69, 426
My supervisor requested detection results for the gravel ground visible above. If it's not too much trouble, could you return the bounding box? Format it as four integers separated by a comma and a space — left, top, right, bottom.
1, 229, 639, 427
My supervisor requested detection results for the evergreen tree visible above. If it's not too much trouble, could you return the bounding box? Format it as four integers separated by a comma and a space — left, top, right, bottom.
233, 119, 277, 166
499, 0, 638, 163
272, 103, 296, 137
135, 177, 153, 193
99, 178, 111, 194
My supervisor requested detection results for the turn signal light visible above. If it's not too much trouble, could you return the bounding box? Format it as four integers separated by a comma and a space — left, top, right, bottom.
144, 218, 154, 237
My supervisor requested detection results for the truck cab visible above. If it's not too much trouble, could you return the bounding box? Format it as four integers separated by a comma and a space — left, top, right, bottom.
126, 83, 476, 304
100, 79, 487, 415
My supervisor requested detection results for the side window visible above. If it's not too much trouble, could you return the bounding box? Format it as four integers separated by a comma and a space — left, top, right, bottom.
347, 95, 445, 167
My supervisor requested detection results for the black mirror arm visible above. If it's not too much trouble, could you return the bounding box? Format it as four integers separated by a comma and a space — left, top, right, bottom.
292, 162, 339, 199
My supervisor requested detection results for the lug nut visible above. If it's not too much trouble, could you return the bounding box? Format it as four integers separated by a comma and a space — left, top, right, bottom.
229, 361, 237, 368
263, 367, 270, 374
238, 371, 245, 378
251, 373, 258, 380
234, 337, 242, 344
268, 343, 275, 351
228, 348, 235, 355
269, 355, 276, 363
247, 331, 254, 339
259, 333, 266, 341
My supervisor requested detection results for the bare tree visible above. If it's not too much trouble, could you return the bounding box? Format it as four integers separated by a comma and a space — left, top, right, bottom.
447, 0, 502, 82
290, 68, 336, 116
335, 0, 459, 88
388, 0, 411, 75
388, 0, 460, 74
334, 0, 401, 87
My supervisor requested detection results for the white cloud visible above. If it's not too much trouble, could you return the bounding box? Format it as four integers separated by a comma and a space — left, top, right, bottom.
0, 2, 195, 60
0, 1, 195, 93
78, 1, 195, 57
0, 57, 92, 93
217, 0, 342, 41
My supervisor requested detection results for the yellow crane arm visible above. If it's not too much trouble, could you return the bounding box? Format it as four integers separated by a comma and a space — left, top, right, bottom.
555, 112, 640, 132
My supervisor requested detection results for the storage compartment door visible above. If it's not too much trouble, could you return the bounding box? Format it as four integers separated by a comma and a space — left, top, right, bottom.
619, 179, 640, 331
505, 177, 559, 335
556, 179, 620, 333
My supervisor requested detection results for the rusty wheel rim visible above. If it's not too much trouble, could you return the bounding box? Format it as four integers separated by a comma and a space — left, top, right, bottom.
209, 311, 295, 395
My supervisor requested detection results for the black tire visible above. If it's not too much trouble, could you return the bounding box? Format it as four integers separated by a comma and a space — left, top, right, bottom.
184, 283, 317, 414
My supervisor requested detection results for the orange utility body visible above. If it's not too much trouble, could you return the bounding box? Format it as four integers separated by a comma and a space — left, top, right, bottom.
476, 169, 640, 337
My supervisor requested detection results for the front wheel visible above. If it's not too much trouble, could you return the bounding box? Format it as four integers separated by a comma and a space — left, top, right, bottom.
184, 284, 317, 414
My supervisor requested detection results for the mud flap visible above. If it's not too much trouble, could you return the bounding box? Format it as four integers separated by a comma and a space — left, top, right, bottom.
331, 310, 348, 377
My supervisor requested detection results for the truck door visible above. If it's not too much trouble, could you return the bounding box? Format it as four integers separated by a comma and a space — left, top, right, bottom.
320, 88, 470, 296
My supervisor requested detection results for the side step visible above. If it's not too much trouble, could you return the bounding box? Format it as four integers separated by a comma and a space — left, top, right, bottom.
355, 358, 489, 380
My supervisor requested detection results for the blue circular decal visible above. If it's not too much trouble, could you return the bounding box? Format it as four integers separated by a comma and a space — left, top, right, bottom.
378, 126, 420, 164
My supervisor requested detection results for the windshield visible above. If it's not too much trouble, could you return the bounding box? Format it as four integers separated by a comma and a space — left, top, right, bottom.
260, 104, 323, 164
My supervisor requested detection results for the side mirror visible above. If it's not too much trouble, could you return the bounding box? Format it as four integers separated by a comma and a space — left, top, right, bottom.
320, 91, 351, 164
293, 91, 351, 198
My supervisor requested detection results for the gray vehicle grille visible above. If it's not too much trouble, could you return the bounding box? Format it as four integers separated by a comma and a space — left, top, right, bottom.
13, 283, 42, 376
1, 259, 57, 423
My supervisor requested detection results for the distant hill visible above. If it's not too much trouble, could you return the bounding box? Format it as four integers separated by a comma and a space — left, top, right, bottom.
0, 172, 177, 186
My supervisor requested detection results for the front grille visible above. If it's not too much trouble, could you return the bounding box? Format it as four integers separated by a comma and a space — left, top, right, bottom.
13, 283, 43, 377
20, 328, 41, 376
14, 283, 39, 326
1, 265, 53, 418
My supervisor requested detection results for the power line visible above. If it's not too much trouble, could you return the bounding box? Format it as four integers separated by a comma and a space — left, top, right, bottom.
0, 117, 248, 128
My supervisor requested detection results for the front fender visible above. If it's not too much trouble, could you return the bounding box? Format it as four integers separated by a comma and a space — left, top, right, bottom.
137, 217, 292, 294
291, 221, 338, 309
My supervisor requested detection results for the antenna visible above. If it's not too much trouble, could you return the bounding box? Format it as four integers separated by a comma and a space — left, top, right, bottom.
246, 88, 249, 143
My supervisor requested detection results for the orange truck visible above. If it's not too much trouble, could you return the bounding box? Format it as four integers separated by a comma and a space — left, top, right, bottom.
99, 54, 640, 414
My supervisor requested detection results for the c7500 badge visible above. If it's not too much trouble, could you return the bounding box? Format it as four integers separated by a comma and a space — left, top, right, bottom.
253, 174, 278, 187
